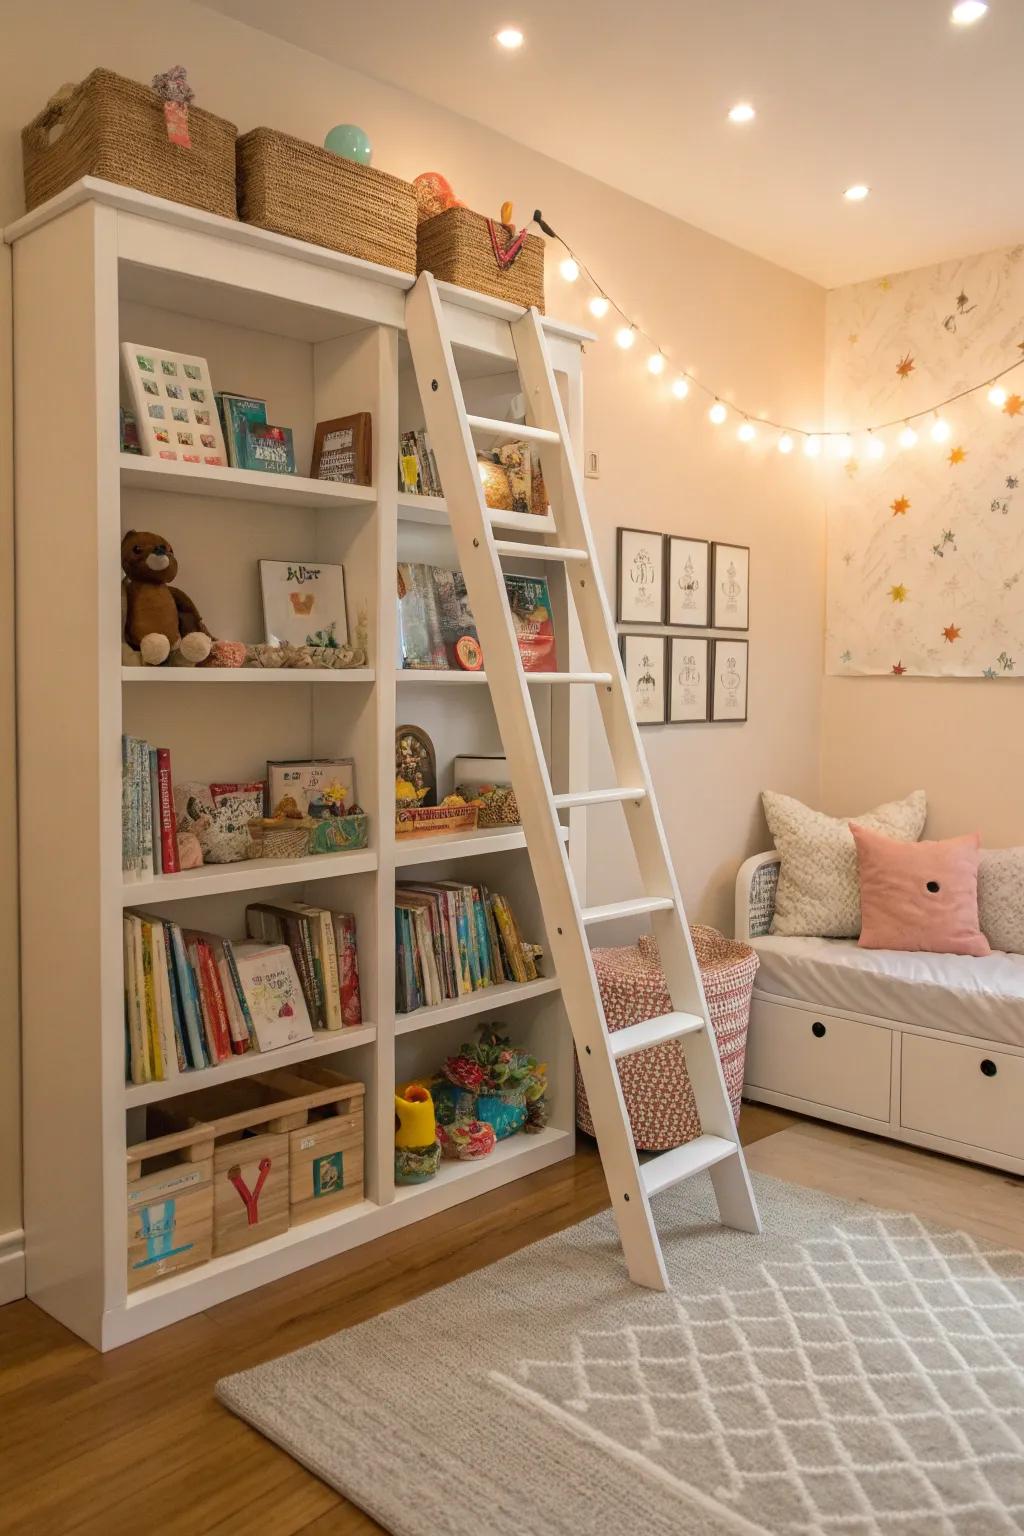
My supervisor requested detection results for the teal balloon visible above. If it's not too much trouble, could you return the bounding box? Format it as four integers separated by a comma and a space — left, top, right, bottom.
324, 124, 372, 165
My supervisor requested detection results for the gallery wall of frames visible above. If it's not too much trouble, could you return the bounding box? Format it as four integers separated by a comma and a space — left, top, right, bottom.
615, 527, 749, 726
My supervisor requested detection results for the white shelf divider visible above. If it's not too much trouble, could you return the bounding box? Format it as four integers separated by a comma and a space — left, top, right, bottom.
124, 1024, 378, 1107
121, 453, 376, 509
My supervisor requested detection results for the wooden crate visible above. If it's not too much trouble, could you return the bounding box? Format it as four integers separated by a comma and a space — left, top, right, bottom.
212, 1128, 290, 1256
126, 1123, 215, 1291
256, 1064, 365, 1223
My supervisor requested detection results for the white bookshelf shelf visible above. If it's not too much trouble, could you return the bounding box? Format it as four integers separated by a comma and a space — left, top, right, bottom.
395, 976, 561, 1035
397, 493, 556, 536
122, 666, 375, 685
393, 1127, 572, 1204
397, 669, 491, 686
124, 1023, 378, 1108
122, 848, 377, 905
120, 453, 376, 509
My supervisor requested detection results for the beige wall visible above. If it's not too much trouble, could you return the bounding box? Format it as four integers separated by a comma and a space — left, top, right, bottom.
0, 0, 826, 1242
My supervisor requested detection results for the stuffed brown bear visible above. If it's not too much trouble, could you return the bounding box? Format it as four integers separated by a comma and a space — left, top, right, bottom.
121, 530, 213, 666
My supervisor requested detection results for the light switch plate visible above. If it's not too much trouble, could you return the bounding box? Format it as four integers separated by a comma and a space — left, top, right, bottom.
584, 450, 600, 478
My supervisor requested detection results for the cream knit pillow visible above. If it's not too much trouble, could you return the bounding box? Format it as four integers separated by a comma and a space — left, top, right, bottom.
762, 789, 927, 938
978, 847, 1024, 953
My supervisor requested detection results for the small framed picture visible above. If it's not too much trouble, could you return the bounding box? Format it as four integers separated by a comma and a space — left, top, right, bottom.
711, 639, 749, 722
712, 543, 750, 630
665, 536, 710, 627
620, 633, 667, 725
616, 527, 664, 624
259, 560, 349, 650
668, 636, 710, 723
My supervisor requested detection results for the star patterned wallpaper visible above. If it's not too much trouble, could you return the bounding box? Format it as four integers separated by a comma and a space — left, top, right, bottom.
826, 243, 1024, 679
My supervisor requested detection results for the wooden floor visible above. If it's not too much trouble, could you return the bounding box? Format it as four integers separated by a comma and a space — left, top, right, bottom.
2, 1106, 1022, 1536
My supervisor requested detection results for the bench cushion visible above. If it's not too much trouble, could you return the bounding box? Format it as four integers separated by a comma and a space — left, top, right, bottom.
752, 934, 1024, 1049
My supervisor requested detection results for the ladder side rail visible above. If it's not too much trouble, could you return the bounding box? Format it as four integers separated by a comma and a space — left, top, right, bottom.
405, 273, 670, 1287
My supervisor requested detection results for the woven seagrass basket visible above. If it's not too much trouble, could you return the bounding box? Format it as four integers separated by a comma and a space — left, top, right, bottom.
22, 69, 238, 218
237, 128, 417, 273
417, 208, 545, 311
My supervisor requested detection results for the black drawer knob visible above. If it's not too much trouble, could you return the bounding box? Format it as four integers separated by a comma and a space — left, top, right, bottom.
811, 1021, 827, 1039
980, 1059, 998, 1078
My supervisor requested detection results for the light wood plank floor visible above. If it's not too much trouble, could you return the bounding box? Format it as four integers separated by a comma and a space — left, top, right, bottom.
2, 1106, 1021, 1536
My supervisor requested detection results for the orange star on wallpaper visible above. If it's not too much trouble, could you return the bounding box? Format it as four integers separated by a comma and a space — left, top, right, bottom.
942, 624, 962, 643
891, 495, 911, 516
889, 583, 909, 603
892, 661, 907, 675
1004, 394, 1024, 418
896, 353, 915, 379
948, 446, 967, 465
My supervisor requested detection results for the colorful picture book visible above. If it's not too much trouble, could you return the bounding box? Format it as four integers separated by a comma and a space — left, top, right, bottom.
229, 941, 315, 1049
259, 559, 348, 649
397, 562, 479, 669
504, 573, 557, 671
238, 420, 296, 475
122, 736, 180, 880
311, 412, 372, 485
214, 392, 267, 467
266, 759, 357, 819
397, 428, 443, 497
120, 344, 227, 466
246, 902, 362, 1032
394, 882, 539, 1014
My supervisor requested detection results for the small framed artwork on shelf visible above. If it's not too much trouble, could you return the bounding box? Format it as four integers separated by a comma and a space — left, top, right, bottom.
620, 633, 666, 725
616, 527, 664, 624
711, 543, 750, 630
668, 636, 710, 723
311, 412, 372, 485
711, 639, 749, 722
121, 344, 227, 466
259, 560, 348, 649
665, 536, 710, 627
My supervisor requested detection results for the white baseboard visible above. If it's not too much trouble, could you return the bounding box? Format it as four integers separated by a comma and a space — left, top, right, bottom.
0, 1229, 25, 1304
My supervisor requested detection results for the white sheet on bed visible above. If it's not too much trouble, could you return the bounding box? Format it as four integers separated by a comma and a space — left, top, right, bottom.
752, 935, 1024, 1049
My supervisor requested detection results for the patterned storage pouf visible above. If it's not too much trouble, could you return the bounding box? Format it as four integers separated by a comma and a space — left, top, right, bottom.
575, 926, 759, 1152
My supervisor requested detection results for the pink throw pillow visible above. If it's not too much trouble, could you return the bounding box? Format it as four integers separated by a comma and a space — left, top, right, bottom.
851, 825, 990, 956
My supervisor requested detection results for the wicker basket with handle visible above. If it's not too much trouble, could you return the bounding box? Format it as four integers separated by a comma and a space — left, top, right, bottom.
236, 128, 417, 273
22, 68, 238, 218
417, 207, 546, 311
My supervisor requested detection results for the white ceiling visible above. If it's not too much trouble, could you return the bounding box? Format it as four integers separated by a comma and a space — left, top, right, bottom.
201, 0, 1024, 287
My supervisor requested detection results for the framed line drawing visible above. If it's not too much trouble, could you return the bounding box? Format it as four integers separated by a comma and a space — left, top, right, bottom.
619, 633, 667, 725
711, 542, 750, 630
711, 639, 749, 722
616, 527, 664, 624
668, 636, 710, 723
665, 536, 710, 627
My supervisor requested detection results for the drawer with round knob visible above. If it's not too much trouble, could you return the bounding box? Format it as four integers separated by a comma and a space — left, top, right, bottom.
900, 1033, 1024, 1160
744, 999, 892, 1121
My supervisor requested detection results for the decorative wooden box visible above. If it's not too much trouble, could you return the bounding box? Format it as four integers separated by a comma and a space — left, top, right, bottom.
257, 1063, 365, 1223
126, 1122, 215, 1292
395, 803, 479, 837
212, 1127, 290, 1256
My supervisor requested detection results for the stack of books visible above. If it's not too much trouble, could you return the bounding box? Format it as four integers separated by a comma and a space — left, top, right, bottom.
246, 900, 362, 1032
122, 735, 179, 881
395, 881, 539, 1014
397, 562, 479, 669
397, 428, 443, 497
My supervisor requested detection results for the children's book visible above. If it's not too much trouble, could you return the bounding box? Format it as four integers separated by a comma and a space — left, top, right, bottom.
503, 573, 557, 671
214, 392, 267, 467
260, 560, 348, 649
238, 421, 296, 475
231, 942, 314, 1051
332, 913, 362, 1026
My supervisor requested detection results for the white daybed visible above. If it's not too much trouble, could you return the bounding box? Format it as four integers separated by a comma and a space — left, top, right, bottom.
735, 852, 1024, 1176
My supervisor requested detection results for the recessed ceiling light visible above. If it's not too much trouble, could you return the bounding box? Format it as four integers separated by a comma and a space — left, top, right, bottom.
495, 26, 524, 48
844, 184, 870, 201
728, 102, 756, 123
951, 1, 987, 24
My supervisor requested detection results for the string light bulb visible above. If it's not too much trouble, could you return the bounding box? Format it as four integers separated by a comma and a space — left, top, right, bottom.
709, 401, 728, 425
615, 325, 636, 350
804, 435, 821, 458
588, 295, 610, 319
899, 423, 918, 449
671, 377, 689, 400
737, 420, 756, 443
833, 434, 854, 460
866, 433, 885, 460
930, 415, 951, 442
647, 352, 665, 376
988, 385, 1008, 407
778, 434, 794, 454
559, 257, 579, 282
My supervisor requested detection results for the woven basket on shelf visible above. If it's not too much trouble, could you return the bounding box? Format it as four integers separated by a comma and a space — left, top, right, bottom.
417, 208, 546, 311
237, 128, 417, 273
22, 69, 238, 218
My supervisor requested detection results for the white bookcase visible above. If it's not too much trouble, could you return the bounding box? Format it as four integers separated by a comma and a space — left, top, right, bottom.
8, 180, 591, 1349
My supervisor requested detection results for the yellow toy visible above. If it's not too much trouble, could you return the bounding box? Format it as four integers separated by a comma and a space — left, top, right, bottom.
394, 1082, 441, 1184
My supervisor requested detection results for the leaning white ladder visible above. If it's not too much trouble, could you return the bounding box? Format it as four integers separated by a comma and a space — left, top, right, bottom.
405, 273, 762, 1288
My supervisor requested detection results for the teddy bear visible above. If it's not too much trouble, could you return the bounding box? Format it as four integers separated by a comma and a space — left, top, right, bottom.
121, 529, 213, 666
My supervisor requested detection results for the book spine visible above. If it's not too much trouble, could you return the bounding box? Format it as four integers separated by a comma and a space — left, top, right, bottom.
471, 888, 493, 988
186, 936, 222, 1062
316, 911, 343, 1030
148, 749, 162, 877
160, 922, 189, 1072
123, 915, 147, 1084
136, 739, 153, 879
150, 924, 180, 1078
199, 941, 236, 1058
121, 736, 135, 881
140, 921, 164, 1079
333, 913, 362, 1026
222, 940, 258, 1048
169, 926, 208, 1069
156, 748, 180, 874
215, 946, 251, 1053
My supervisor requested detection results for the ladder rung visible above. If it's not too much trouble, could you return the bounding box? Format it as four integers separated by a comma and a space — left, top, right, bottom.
552, 787, 646, 809
580, 896, 675, 926
642, 1135, 738, 1197
610, 1012, 705, 1060
526, 671, 612, 685
467, 414, 561, 445
493, 539, 589, 563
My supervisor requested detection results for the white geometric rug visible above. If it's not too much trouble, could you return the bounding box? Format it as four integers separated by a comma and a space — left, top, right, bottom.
218, 1176, 1024, 1536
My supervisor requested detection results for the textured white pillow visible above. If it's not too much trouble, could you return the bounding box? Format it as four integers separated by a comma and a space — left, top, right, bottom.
762, 788, 927, 938
978, 847, 1024, 953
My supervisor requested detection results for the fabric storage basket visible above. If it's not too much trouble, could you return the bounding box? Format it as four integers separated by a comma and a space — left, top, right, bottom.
237, 128, 417, 273
417, 208, 546, 311
576, 925, 758, 1152
22, 68, 238, 219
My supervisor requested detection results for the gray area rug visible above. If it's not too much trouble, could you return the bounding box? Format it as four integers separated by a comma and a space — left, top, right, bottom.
218, 1175, 1024, 1536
